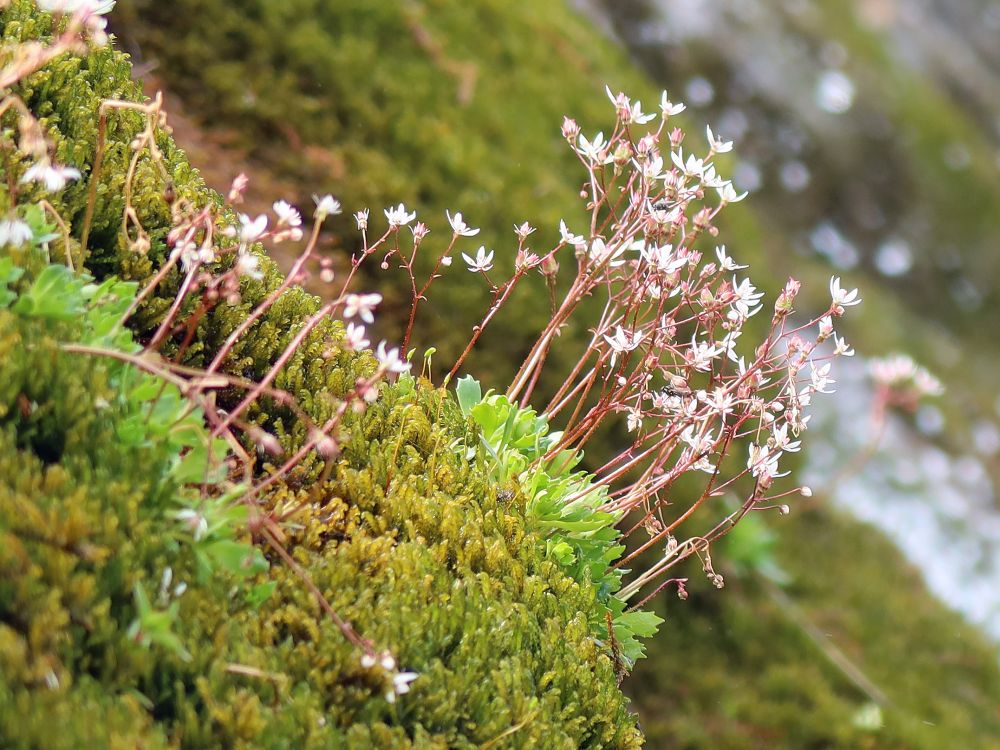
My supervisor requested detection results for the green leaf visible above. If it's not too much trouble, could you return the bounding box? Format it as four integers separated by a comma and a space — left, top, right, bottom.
455, 374, 482, 416
12, 264, 85, 320
245, 580, 277, 609
0, 257, 25, 308
204, 540, 268, 579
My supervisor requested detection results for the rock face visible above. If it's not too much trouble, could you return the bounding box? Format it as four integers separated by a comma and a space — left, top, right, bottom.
0, 3, 641, 747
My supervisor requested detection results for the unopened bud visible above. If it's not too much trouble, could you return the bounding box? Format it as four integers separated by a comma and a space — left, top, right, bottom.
561, 116, 580, 141
800, 486, 813, 497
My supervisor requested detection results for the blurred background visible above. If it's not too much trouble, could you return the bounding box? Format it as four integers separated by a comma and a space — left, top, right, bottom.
110, 1, 1000, 746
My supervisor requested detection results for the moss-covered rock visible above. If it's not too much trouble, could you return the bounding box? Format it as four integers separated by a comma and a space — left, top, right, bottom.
1, 3, 642, 746
98, 2, 1000, 749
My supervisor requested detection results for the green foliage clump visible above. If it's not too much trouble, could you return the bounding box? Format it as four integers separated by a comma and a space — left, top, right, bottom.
0, 258, 263, 748
456, 376, 662, 668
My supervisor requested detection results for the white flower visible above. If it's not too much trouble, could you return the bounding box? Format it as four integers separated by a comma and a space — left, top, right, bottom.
833, 334, 854, 357
705, 387, 734, 417
343, 292, 382, 324
355, 209, 369, 231
314, 194, 342, 220
576, 131, 613, 165
273, 200, 302, 227
559, 220, 586, 248
810, 362, 836, 394
235, 252, 264, 280
603, 325, 645, 366
21, 161, 80, 192
343, 322, 370, 352
731, 276, 764, 318
174, 509, 208, 541
747, 443, 787, 480
392, 671, 418, 695
869, 354, 943, 397
640, 243, 684, 273
716, 182, 748, 203
688, 336, 720, 372
0, 218, 33, 247
376, 341, 410, 375
38, 0, 114, 14
660, 90, 686, 118
384, 203, 416, 229
238, 213, 268, 244
829, 276, 861, 308
461, 245, 494, 273
446, 210, 480, 237
771, 424, 801, 453
671, 149, 705, 179
715, 245, 746, 271
705, 124, 734, 153
626, 409, 643, 433
514, 221, 536, 240
818, 315, 834, 337
589, 238, 627, 268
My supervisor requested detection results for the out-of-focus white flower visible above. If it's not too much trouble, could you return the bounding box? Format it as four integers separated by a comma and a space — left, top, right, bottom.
38, 0, 114, 14
376, 341, 410, 375
343, 292, 382, 324
314, 194, 342, 220
273, 200, 302, 227
869, 354, 943, 398
343, 322, 370, 352
238, 214, 268, 244
235, 251, 264, 280
0, 218, 33, 247
384, 203, 416, 229
174, 509, 208, 541
461, 246, 494, 273
446, 210, 480, 237
21, 161, 80, 192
